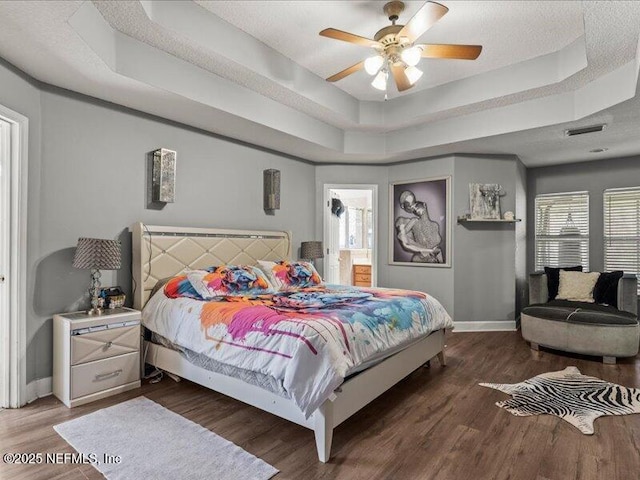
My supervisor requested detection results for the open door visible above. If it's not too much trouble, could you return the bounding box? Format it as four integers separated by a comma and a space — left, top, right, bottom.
323, 185, 377, 287
0, 119, 10, 407
324, 193, 341, 284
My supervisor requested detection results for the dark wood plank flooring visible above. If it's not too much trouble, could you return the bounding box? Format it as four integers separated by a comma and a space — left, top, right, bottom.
1, 331, 639, 480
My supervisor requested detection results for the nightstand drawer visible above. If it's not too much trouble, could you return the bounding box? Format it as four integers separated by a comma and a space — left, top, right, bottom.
354, 273, 371, 283
71, 325, 140, 365
353, 265, 371, 274
71, 352, 140, 400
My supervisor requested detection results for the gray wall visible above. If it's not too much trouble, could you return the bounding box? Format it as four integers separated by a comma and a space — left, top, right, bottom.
2, 59, 316, 383
453, 156, 518, 323
315, 159, 457, 317
388, 157, 457, 317
317, 155, 523, 324
527, 155, 640, 276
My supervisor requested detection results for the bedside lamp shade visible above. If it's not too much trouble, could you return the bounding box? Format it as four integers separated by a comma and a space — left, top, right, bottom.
73, 238, 122, 315
73, 238, 122, 270
300, 241, 324, 261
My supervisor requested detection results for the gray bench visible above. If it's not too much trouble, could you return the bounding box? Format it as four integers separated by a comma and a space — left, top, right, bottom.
522, 272, 639, 364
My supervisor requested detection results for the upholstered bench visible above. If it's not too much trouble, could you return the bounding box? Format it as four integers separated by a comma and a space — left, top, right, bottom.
522, 272, 639, 364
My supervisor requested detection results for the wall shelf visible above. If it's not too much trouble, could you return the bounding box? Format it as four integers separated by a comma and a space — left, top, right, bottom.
457, 216, 521, 224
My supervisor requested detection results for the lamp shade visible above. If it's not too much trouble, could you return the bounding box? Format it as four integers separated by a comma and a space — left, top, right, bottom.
371, 70, 388, 91
401, 45, 422, 67
300, 241, 324, 260
405, 66, 423, 85
364, 55, 384, 75
73, 238, 122, 270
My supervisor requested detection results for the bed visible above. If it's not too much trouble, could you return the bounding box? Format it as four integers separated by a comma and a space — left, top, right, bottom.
131, 223, 452, 462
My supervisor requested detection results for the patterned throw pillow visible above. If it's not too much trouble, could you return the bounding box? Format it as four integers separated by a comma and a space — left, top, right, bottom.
556, 271, 600, 303
187, 265, 276, 299
258, 260, 323, 291
163, 274, 205, 300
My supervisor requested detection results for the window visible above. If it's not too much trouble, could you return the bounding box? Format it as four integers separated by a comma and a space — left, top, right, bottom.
535, 192, 589, 271
604, 187, 640, 294
339, 207, 373, 249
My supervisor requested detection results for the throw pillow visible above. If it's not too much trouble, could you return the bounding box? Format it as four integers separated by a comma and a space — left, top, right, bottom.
187, 265, 275, 299
593, 270, 624, 307
544, 266, 583, 301
258, 260, 323, 291
556, 271, 600, 303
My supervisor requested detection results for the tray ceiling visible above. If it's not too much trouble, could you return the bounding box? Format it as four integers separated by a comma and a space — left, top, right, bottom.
0, 1, 639, 166
199, 1, 584, 100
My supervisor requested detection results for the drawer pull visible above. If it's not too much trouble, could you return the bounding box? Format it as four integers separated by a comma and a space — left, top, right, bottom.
94, 369, 123, 382
103, 341, 113, 350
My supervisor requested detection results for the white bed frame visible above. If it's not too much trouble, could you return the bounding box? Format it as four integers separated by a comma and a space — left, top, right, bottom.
131, 223, 446, 462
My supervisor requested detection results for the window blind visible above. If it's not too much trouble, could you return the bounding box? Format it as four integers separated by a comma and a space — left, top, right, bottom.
604, 186, 640, 294
535, 192, 589, 271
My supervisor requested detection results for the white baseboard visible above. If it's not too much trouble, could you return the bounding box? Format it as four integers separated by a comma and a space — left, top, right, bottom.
453, 321, 518, 332
26, 376, 52, 404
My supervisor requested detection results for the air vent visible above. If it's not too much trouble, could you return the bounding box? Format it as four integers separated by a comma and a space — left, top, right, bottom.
564, 124, 606, 137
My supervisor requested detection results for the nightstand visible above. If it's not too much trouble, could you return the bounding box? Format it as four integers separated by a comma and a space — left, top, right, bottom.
353, 264, 372, 287
53, 307, 141, 408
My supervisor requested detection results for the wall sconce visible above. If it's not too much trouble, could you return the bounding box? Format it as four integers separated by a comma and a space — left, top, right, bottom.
263, 169, 280, 215
152, 148, 176, 203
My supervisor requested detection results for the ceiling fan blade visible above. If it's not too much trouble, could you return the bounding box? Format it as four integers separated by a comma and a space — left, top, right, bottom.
390, 64, 413, 92
419, 44, 483, 60
398, 1, 449, 43
326, 61, 365, 82
319, 28, 382, 48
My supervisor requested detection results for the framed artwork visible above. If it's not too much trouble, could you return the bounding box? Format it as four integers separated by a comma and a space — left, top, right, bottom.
389, 175, 451, 267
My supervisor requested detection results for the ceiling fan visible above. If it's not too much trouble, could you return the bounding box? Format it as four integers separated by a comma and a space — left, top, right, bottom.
319, 1, 482, 93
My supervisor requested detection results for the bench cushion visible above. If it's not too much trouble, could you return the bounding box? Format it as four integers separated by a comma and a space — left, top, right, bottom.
523, 300, 638, 326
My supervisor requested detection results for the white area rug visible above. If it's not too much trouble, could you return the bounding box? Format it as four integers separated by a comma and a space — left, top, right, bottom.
54, 396, 278, 480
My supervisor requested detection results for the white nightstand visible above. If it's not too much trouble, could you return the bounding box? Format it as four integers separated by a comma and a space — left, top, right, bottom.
53, 307, 142, 408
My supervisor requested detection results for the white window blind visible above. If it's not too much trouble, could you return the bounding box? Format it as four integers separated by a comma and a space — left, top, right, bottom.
535, 192, 589, 271
604, 186, 640, 294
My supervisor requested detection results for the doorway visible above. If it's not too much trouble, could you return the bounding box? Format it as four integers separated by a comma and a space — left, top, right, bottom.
323, 184, 378, 287
0, 104, 28, 409
0, 117, 10, 407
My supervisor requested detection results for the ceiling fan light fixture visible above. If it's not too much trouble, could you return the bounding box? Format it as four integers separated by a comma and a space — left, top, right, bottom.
364, 55, 385, 75
401, 45, 422, 66
405, 65, 423, 85
371, 70, 388, 90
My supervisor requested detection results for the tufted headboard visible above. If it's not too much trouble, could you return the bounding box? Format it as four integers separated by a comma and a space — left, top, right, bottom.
130, 223, 292, 310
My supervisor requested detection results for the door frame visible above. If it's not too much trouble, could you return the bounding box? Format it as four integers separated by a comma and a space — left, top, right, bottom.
0, 104, 29, 408
323, 184, 378, 287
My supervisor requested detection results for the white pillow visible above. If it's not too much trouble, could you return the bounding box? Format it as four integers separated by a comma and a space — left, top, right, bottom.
257, 260, 276, 274
556, 271, 600, 303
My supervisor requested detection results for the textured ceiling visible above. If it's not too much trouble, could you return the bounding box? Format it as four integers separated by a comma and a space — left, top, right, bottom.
199, 0, 584, 100
0, 1, 639, 167
90, 0, 640, 132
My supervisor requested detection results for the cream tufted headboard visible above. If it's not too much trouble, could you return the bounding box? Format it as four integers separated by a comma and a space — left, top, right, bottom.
130, 223, 292, 309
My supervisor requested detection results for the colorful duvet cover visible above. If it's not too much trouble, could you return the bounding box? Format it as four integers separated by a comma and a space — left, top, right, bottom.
142, 281, 453, 417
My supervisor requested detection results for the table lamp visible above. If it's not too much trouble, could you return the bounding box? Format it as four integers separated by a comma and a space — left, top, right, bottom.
300, 241, 324, 266
73, 237, 122, 315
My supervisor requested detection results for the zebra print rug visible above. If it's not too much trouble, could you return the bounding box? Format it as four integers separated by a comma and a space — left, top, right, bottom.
480, 366, 640, 434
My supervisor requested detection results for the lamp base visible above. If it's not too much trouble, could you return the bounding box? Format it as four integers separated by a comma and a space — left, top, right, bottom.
87, 268, 103, 316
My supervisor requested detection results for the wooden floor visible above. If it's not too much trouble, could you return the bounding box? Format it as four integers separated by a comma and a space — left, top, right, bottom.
1, 331, 639, 480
